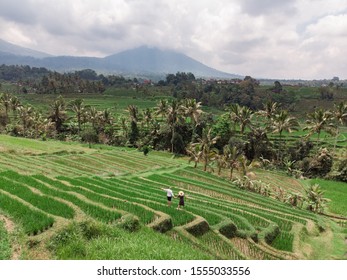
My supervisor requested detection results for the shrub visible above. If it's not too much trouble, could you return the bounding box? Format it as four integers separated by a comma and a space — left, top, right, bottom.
331, 159, 347, 182
301, 148, 333, 178
185, 218, 210, 237
115, 214, 140, 232
218, 221, 238, 238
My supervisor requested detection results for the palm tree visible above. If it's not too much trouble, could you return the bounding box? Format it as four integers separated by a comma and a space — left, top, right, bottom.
127, 105, 139, 123
213, 152, 226, 175
31, 111, 45, 138
186, 144, 202, 168
0, 92, 12, 124
143, 108, 153, 128
167, 100, 184, 153
100, 108, 113, 127
87, 106, 101, 132
120, 117, 128, 138
257, 100, 279, 129
127, 105, 139, 146
229, 104, 254, 135
10, 95, 22, 122
68, 98, 85, 133
332, 102, 347, 125
331, 102, 347, 151
155, 99, 168, 121
223, 145, 243, 180
182, 98, 203, 142
193, 128, 219, 171
48, 95, 67, 133
271, 110, 299, 138
271, 110, 299, 161
18, 105, 33, 136
304, 109, 335, 146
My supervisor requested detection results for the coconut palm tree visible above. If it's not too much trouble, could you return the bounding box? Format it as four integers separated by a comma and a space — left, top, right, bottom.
304, 109, 335, 146
10, 95, 22, 122
127, 105, 139, 146
229, 104, 254, 135
155, 99, 168, 121
331, 102, 347, 151
186, 143, 202, 168
271, 110, 299, 161
182, 98, 203, 142
48, 95, 67, 133
257, 100, 279, 129
193, 128, 219, 171
271, 110, 299, 138
127, 105, 139, 123
18, 105, 33, 136
143, 108, 153, 128
223, 145, 243, 180
100, 108, 113, 127
87, 106, 101, 132
68, 98, 85, 133
0, 92, 12, 124
120, 117, 128, 138
167, 100, 184, 153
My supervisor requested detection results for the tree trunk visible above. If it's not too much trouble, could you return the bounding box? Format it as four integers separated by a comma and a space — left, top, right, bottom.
229, 168, 234, 180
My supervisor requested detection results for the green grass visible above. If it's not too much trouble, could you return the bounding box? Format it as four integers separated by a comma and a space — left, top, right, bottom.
48, 221, 213, 260
0, 192, 54, 235
0, 135, 344, 259
0, 219, 12, 259
270, 231, 294, 252
14, 92, 159, 116
0, 134, 90, 155
309, 179, 347, 217
0, 172, 75, 219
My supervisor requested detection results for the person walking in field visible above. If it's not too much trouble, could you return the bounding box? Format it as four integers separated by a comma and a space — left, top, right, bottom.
161, 188, 174, 207
176, 191, 185, 210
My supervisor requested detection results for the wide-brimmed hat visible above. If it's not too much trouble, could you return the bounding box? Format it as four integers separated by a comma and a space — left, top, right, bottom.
178, 191, 184, 196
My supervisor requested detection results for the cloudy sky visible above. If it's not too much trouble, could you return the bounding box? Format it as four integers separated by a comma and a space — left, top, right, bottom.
0, 0, 347, 79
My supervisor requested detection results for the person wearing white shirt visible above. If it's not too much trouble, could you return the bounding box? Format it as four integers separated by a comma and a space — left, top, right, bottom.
162, 188, 174, 207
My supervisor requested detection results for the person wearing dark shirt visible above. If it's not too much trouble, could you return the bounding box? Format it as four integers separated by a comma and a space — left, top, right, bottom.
176, 191, 185, 210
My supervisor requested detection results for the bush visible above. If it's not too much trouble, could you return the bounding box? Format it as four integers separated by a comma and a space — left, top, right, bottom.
185, 218, 209, 237
218, 221, 238, 238
300, 148, 333, 178
80, 128, 99, 148
331, 159, 347, 182
115, 214, 140, 232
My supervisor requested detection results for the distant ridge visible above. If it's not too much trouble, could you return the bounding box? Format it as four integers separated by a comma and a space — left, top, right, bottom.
0, 39, 242, 79
0, 39, 51, 59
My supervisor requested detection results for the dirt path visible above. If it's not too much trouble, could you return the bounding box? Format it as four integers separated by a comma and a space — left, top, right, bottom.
0, 214, 15, 233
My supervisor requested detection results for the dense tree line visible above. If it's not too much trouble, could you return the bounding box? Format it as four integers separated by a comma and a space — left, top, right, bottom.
161, 74, 298, 111
0, 65, 134, 94
0, 64, 50, 81
0, 91, 346, 181
0, 90, 346, 212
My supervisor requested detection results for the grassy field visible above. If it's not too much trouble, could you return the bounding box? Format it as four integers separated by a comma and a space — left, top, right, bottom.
308, 179, 347, 217
0, 135, 345, 260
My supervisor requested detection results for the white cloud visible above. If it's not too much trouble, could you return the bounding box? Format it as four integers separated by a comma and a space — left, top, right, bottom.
0, 0, 347, 79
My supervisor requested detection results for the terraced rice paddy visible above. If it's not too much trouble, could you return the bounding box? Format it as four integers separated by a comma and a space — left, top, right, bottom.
0, 136, 345, 260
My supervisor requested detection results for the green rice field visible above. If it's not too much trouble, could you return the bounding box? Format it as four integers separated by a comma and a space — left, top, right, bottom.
0, 135, 346, 260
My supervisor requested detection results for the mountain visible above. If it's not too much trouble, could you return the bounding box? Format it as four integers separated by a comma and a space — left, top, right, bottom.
0, 40, 241, 79
102, 46, 239, 78
0, 39, 51, 58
